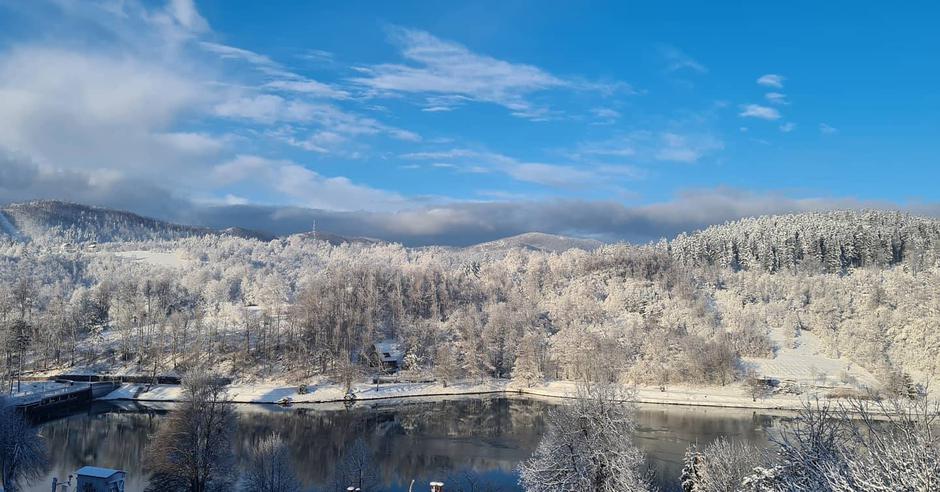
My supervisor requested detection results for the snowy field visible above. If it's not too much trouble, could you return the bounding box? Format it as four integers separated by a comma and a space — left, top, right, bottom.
743, 321, 880, 389
110, 249, 192, 268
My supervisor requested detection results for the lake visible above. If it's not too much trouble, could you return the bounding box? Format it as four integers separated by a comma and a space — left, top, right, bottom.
30, 396, 785, 491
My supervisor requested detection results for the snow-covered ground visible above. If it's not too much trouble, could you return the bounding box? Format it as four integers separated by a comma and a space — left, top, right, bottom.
111, 249, 192, 269
96, 378, 823, 410
743, 321, 879, 389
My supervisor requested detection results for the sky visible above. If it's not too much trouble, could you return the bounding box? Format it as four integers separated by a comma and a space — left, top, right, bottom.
0, 0, 938, 245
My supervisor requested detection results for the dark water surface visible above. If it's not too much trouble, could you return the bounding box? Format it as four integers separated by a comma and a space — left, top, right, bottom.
29, 397, 784, 491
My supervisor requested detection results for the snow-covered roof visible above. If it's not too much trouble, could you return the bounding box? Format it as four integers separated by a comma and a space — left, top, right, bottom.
374, 340, 403, 362
76, 466, 124, 478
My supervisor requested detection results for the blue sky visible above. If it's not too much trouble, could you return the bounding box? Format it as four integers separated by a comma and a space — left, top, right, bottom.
0, 1, 938, 244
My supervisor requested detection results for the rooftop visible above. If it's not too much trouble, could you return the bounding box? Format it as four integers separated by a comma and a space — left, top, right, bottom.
76, 466, 123, 478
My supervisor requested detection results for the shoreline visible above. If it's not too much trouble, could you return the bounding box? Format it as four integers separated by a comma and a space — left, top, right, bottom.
95, 378, 815, 411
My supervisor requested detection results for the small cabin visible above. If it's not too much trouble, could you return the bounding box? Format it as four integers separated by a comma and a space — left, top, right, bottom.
75, 466, 126, 492
373, 340, 404, 373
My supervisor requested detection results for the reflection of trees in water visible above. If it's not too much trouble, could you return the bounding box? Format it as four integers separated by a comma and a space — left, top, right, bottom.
34, 398, 781, 492
39, 406, 164, 492
232, 397, 548, 489
632, 406, 778, 489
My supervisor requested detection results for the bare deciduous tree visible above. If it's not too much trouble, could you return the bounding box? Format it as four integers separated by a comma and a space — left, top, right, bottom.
333, 437, 379, 492
0, 397, 47, 492
146, 371, 236, 492
242, 434, 301, 492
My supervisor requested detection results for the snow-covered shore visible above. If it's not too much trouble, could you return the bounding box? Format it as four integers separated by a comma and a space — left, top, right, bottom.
98, 378, 813, 411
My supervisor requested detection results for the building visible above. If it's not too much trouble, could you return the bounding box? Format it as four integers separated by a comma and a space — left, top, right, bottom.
75, 466, 126, 492
372, 340, 404, 373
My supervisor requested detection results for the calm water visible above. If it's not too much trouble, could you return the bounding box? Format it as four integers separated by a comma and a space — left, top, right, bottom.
29, 397, 784, 492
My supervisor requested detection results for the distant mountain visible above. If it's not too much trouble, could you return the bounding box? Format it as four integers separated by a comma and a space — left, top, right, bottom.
290, 230, 383, 246
219, 226, 276, 242
0, 201, 273, 244
467, 232, 605, 253
0, 200, 382, 246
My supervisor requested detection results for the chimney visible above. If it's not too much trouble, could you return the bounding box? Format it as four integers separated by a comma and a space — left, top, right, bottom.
430, 481, 444, 492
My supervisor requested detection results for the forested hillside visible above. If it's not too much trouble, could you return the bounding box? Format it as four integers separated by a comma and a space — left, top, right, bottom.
0, 201, 269, 243
671, 210, 940, 273
0, 207, 937, 395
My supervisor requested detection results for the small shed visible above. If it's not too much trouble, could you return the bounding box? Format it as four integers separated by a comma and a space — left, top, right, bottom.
75, 466, 126, 492
373, 340, 404, 373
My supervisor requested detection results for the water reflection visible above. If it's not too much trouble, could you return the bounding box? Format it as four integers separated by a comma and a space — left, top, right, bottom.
30, 397, 785, 492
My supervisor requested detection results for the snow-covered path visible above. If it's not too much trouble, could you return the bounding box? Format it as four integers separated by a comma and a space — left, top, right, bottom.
99, 378, 818, 411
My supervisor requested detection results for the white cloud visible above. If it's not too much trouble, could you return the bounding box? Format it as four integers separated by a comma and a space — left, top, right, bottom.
165, 0, 210, 33
214, 95, 420, 150
211, 155, 408, 211
401, 148, 641, 188
765, 92, 788, 105
352, 27, 627, 118
0, 46, 214, 179
739, 104, 781, 120
779, 122, 796, 133
757, 74, 785, 88
820, 123, 838, 134
276, 164, 408, 211
201, 42, 350, 100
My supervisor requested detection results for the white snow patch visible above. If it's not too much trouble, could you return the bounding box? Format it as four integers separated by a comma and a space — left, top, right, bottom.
111, 250, 192, 269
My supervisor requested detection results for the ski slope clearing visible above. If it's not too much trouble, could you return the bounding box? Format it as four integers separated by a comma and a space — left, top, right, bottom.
111, 249, 193, 269
743, 321, 879, 389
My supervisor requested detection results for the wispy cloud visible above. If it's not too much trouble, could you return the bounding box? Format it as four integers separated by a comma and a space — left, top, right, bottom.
200, 42, 350, 100
263, 80, 350, 99
779, 122, 796, 133
400, 148, 638, 188
757, 74, 785, 88
659, 45, 707, 74
819, 123, 838, 134
765, 92, 788, 105
574, 131, 723, 164
655, 133, 724, 162
590, 107, 621, 124
352, 26, 630, 119
739, 104, 781, 120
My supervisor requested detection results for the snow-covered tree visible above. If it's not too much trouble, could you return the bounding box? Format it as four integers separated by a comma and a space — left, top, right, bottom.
518, 384, 653, 491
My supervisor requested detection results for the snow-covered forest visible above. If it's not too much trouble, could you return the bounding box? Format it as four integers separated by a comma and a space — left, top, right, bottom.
2, 203, 939, 394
